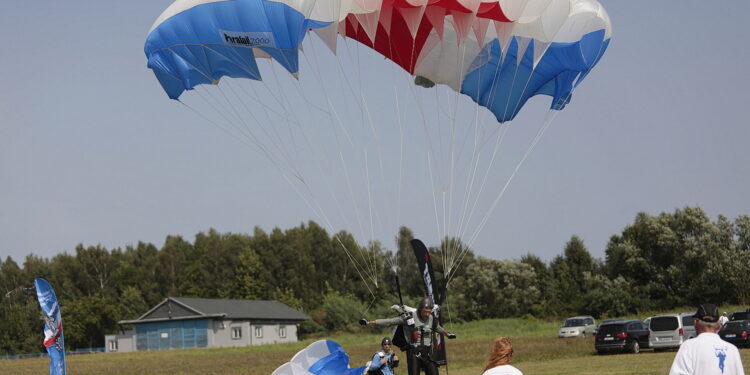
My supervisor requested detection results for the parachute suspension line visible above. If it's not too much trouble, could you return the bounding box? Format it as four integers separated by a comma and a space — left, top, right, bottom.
452, 92, 488, 271
443, 38, 478, 268
277, 167, 379, 293
438, 38, 472, 264
185, 50, 368, 284
326, 39, 380, 247
403, 64, 444, 247
336, 40, 381, 275
448, 133, 506, 279
450, 37, 508, 269
266, 62, 310, 166
462, 110, 558, 267
352, 41, 388, 252
358, 293, 380, 323
301, 38, 382, 285
426, 153, 443, 252
447, 41, 472, 246
394, 72, 405, 228
309, 41, 378, 270
324, 40, 385, 250
363, 151, 381, 284
191, 84, 303, 182
217, 82, 301, 179
451, 123, 506, 275
187, 47, 310, 184
338, 150, 370, 256
236, 42, 380, 291
308, 36, 385, 285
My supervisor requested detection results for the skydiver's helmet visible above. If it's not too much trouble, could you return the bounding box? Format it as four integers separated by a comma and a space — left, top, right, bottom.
417, 297, 434, 313
381, 337, 392, 346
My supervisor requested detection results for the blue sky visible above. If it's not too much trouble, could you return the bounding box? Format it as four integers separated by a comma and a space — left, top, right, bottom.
1, 1, 749, 265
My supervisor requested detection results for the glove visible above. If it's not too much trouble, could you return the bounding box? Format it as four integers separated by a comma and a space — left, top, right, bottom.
359, 318, 368, 326
446, 333, 457, 339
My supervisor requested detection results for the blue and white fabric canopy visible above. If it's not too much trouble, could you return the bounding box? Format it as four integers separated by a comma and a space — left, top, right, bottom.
272, 340, 366, 375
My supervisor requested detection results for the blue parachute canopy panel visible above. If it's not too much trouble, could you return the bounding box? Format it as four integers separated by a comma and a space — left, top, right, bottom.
461, 30, 610, 123
272, 340, 366, 375
145, 0, 329, 99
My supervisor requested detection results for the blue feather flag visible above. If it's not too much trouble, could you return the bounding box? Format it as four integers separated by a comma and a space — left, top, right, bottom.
35, 278, 66, 375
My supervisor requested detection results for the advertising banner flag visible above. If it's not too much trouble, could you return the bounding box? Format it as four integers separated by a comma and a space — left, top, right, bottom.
34, 278, 66, 375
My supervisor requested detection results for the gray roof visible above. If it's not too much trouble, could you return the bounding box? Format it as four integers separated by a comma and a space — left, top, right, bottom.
119, 297, 309, 325
172, 297, 309, 321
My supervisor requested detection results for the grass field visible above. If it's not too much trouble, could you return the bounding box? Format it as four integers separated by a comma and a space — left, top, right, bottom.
3, 317, 750, 374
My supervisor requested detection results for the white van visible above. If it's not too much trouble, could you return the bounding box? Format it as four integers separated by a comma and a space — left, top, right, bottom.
649, 313, 696, 351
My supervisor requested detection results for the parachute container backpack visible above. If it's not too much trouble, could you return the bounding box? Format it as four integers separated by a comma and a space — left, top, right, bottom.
145, 0, 611, 297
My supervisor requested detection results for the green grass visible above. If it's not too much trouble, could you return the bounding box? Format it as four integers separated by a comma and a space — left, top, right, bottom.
3, 316, 750, 375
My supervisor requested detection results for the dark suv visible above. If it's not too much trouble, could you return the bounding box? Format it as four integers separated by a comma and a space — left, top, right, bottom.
720, 320, 750, 347
595, 320, 650, 354
730, 309, 750, 321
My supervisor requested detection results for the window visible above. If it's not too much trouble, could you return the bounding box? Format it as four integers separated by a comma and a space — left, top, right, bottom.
108, 340, 118, 352
651, 316, 679, 331
255, 326, 263, 338
682, 315, 694, 326
279, 326, 286, 338
232, 327, 242, 339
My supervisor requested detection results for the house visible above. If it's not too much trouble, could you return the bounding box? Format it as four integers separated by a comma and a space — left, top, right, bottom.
104, 297, 309, 353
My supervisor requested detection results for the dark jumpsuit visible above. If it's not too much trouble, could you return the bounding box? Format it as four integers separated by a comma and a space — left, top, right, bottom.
375, 310, 446, 375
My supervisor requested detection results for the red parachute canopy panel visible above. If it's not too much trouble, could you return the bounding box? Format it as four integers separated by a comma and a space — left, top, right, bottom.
342, 0, 511, 73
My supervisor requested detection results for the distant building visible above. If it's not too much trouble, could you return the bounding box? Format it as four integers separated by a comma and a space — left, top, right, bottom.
104, 297, 308, 353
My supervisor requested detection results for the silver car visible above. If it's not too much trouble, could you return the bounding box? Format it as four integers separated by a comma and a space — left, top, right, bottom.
558, 316, 596, 338
649, 313, 696, 351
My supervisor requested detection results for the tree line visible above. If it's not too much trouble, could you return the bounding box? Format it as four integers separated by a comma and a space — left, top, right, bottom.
1, 206, 749, 355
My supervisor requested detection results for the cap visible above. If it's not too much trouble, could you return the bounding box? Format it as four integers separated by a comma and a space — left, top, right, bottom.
381, 337, 392, 346
694, 304, 720, 322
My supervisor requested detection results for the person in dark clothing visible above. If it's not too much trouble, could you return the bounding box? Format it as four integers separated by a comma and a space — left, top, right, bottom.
362, 297, 456, 375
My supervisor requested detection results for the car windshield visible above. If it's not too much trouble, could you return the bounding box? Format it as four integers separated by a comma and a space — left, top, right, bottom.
564, 319, 585, 327
651, 316, 679, 331
598, 324, 625, 334
732, 311, 750, 321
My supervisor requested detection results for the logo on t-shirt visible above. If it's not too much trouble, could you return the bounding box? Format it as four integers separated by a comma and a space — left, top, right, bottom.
715, 347, 727, 373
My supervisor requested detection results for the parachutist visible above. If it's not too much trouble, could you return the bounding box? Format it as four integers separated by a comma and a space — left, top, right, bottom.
369, 297, 454, 375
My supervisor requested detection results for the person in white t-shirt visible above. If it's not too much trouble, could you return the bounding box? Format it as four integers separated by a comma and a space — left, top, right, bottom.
481, 337, 523, 375
720, 312, 729, 326
669, 304, 745, 375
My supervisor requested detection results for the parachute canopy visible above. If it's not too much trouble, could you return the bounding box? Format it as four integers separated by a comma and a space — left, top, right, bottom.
145, 0, 611, 122
272, 340, 365, 375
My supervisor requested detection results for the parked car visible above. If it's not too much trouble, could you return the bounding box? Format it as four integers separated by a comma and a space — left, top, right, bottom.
649, 313, 694, 351
730, 309, 750, 321
719, 320, 750, 347
593, 319, 624, 335
558, 316, 596, 338
595, 320, 650, 354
